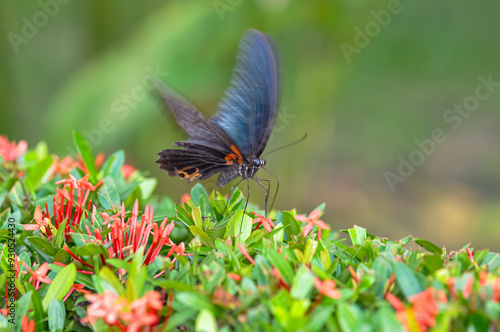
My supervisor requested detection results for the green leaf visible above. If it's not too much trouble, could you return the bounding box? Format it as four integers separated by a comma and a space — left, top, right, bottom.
28, 236, 58, 257
100, 150, 125, 178
192, 207, 203, 229
154, 280, 196, 292
232, 211, 252, 245
138, 178, 157, 200
25, 283, 46, 331
98, 266, 125, 295
303, 238, 318, 264
282, 211, 301, 236
190, 225, 216, 249
337, 302, 361, 332
49, 263, 94, 290
195, 309, 217, 332
54, 218, 68, 249
26, 154, 53, 194
198, 195, 211, 218
374, 305, 404, 332
346, 226, 366, 246
98, 175, 120, 210
72, 131, 97, 181
413, 238, 443, 254
266, 247, 294, 284
16, 291, 32, 329
8, 181, 24, 207
190, 183, 208, 205
48, 300, 66, 332
42, 263, 76, 311
176, 291, 213, 312
77, 243, 106, 257
394, 262, 422, 299
176, 203, 194, 227
290, 265, 315, 300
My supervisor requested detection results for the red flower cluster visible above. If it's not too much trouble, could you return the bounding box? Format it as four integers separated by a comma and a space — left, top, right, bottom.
387, 288, 439, 332
84, 290, 163, 332
23, 173, 102, 241
0, 135, 27, 162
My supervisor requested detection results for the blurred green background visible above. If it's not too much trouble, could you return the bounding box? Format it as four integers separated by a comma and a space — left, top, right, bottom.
1, 0, 499, 250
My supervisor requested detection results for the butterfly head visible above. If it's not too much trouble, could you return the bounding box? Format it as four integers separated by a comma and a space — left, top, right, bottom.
253, 158, 266, 167
238, 158, 266, 179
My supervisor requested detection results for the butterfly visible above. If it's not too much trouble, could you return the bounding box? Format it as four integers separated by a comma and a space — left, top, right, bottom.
156, 29, 280, 208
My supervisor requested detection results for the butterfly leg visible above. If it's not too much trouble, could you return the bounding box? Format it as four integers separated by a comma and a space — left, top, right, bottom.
253, 178, 271, 218
262, 167, 280, 212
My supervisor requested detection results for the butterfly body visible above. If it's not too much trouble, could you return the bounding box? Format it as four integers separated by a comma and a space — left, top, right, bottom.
156, 29, 280, 189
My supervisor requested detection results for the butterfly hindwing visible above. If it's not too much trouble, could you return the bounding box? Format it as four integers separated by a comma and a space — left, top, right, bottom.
157, 142, 234, 182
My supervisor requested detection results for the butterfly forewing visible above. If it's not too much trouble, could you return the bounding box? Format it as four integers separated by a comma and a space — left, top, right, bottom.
211, 29, 280, 159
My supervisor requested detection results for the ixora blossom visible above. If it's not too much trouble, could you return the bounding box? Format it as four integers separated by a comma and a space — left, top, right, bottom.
314, 278, 342, 299
102, 200, 176, 266
22, 261, 51, 290
23, 173, 102, 240
84, 290, 163, 331
386, 288, 439, 332
83, 290, 127, 326
252, 213, 275, 232
0, 135, 27, 161
294, 209, 330, 238
51, 155, 82, 176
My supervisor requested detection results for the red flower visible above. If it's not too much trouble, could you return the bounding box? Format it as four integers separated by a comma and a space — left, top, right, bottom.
181, 193, 191, 204
120, 291, 163, 332
463, 276, 474, 299
212, 286, 241, 309
22, 206, 49, 232
409, 288, 439, 331
493, 278, 500, 302
228, 273, 242, 281
63, 283, 92, 302
252, 213, 275, 232
121, 164, 135, 179
28, 173, 101, 241
294, 209, 329, 237
21, 316, 35, 332
387, 288, 439, 332
105, 200, 176, 266
314, 278, 341, 299
386, 293, 409, 330
166, 240, 192, 263
22, 261, 51, 290
0, 136, 27, 161
348, 265, 360, 285
83, 290, 127, 325
51, 156, 81, 176
237, 244, 255, 265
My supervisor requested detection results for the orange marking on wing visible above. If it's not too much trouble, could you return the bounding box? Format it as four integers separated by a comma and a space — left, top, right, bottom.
229, 145, 243, 165
177, 167, 202, 181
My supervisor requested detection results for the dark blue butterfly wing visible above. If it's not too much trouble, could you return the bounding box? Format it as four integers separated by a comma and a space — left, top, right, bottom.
210, 29, 280, 159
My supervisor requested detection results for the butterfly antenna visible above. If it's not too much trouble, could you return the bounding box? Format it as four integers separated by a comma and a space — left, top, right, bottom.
261, 167, 279, 212
262, 133, 307, 157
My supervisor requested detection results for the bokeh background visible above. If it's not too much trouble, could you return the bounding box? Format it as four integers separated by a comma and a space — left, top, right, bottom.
1, 0, 499, 250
